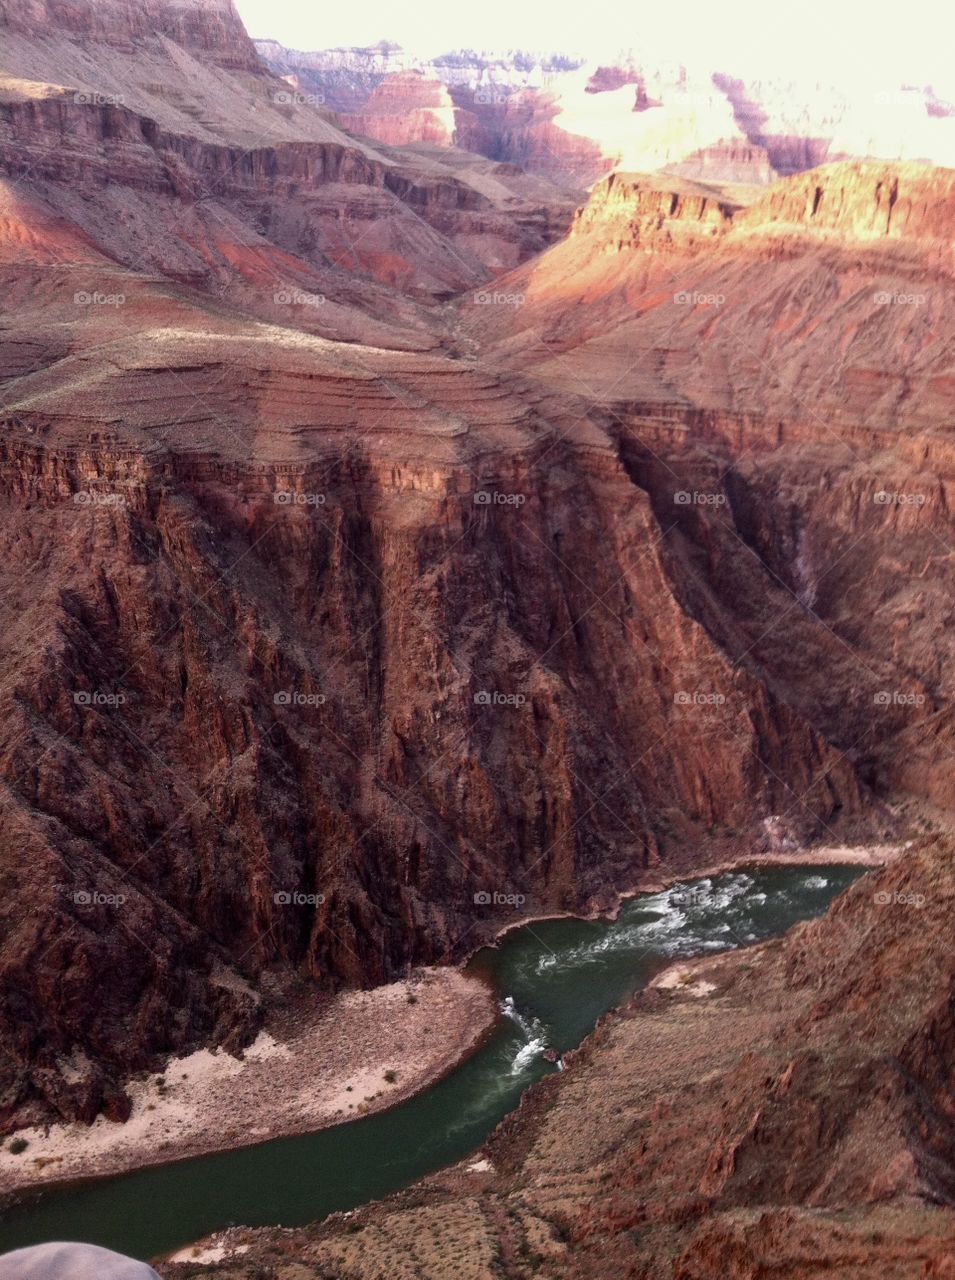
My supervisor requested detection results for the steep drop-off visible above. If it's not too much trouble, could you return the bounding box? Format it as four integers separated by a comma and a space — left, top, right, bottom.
0, 0, 951, 1150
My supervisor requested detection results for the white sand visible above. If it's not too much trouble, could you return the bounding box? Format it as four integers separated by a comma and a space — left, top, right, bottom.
0, 968, 496, 1196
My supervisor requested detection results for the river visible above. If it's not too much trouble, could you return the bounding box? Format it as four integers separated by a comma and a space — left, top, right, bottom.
0, 864, 864, 1262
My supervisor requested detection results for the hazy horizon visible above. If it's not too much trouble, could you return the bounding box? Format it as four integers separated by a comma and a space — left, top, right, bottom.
235, 0, 955, 95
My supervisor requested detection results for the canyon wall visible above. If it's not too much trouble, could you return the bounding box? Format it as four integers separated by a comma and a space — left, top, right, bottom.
0, 0, 953, 1138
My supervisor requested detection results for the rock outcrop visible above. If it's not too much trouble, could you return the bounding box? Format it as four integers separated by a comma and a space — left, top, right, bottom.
0, 5, 574, 299
0, 0, 260, 69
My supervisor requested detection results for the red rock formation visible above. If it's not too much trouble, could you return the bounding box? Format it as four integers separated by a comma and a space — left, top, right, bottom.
338, 72, 469, 149
0, 3, 574, 297
0, 0, 260, 68
0, 2, 950, 1151
463, 158, 955, 816
0, 313, 869, 1123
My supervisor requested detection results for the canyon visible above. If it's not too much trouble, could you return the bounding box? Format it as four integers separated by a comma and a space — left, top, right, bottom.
0, 1, 955, 1277
162, 836, 955, 1279
257, 41, 955, 186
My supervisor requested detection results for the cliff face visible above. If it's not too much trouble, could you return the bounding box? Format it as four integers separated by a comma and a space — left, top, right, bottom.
568, 172, 737, 253
0, 0, 260, 68
337, 73, 462, 148
465, 162, 955, 418
460, 160, 955, 822
0, 3, 574, 297
0, 322, 869, 1126
735, 159, 955, 248
0, 0, 952, 1154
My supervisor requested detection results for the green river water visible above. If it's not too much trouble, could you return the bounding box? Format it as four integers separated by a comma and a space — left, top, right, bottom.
0, 864, 865, 1262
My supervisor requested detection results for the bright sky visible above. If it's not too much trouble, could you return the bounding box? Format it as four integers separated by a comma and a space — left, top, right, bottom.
235, 0, 955, 93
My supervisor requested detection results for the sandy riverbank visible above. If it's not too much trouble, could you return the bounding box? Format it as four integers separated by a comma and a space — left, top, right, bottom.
0, 968, 497, 1197
0, 842, 905, 1200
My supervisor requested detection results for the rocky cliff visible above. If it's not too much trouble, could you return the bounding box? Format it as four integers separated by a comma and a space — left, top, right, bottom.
0, 0, 260, 68
337, 73, 463, 148
0, 0, 952, 1165
0, 307, 872, 1125
0, 3, 574, 298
